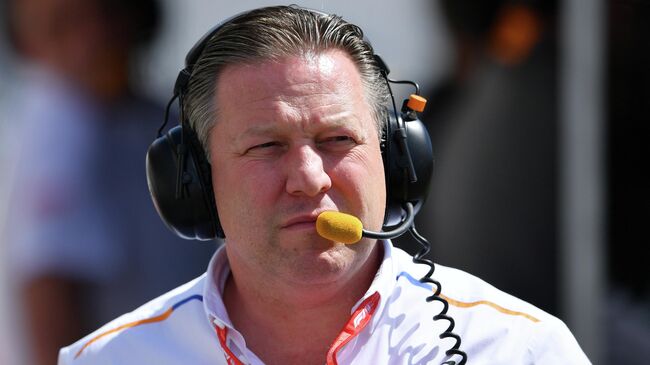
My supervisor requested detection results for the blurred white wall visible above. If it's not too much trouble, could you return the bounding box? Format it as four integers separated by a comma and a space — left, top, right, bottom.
139, 0, 451, 103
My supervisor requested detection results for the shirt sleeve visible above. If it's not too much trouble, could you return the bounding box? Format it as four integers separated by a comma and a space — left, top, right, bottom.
58, 345, 110, 365
527, 316, 592, 364
57, 346, 72, 365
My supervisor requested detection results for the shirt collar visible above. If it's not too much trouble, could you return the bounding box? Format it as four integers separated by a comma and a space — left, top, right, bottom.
349, 239, 398, 332
202, 240, 398, 332
202, 245, 233, 330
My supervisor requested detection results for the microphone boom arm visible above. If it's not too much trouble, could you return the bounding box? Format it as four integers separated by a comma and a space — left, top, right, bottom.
362, 202, 415, 239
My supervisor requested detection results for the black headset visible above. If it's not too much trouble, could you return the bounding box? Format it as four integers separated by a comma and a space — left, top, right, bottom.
145, 6, 434, 241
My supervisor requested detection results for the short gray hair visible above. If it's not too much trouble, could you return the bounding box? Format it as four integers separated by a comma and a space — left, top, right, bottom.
183, 5, 390, 159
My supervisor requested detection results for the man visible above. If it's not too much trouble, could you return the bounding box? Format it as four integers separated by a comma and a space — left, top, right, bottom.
58, 6, 590, 364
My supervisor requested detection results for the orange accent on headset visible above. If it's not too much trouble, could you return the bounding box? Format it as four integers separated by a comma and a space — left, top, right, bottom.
406, 94, 427, 112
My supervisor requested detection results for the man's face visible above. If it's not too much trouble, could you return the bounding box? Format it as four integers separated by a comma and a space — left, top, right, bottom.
209, 50, 386, 287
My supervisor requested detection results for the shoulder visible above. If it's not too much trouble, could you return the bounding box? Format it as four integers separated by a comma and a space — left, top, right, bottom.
392, 247, 553, 323
58, 275, 213, 365
390, 247, 590, 364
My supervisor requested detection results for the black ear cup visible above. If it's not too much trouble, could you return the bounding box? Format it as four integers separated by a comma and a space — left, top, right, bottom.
382, 108, 434, 227
146, 125, 224, 240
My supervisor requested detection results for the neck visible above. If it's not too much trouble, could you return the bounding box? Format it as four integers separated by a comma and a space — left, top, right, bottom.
223, 243, 381, 364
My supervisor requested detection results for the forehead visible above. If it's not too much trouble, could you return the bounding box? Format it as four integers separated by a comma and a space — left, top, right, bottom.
209, 50, 379, 150
213, 50, 369, 117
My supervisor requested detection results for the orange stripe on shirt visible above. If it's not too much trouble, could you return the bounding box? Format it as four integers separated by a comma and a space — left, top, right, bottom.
73, 294, 202, 359
74, 308, 173, 359
440, 294, 540, 323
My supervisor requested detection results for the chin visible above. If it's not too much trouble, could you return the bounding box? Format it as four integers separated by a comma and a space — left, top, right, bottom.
291, 240, 377, 288
282, 245, 354, 283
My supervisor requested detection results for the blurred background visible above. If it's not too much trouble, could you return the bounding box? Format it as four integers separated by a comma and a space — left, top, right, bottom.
0, 0, 648, 364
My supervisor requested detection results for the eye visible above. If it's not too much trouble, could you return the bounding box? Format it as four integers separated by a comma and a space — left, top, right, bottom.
253, 141, 279, 149
327, 136, 354, 143
245, 141, 284, 156
317, 135, 357, 151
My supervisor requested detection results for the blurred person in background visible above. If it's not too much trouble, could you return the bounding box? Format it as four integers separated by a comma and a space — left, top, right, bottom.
407, 0, 649, 363
1, 0, 216, 364
411, 0, 560, 314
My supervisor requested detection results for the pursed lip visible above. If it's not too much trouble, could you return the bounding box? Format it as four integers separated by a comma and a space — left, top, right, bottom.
281, 210, 332, 229
281, 215, 318, 229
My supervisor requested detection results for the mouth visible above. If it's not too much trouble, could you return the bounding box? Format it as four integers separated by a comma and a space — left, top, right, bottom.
281, 214, 319, 230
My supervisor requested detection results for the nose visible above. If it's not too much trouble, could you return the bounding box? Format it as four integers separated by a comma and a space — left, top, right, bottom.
285, 145, 332, 197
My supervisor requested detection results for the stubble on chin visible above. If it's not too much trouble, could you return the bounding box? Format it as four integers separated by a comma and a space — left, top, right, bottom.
273, 236, 377, 288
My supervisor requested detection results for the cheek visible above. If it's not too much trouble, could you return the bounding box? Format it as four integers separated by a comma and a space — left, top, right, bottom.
345, 147, 386, 186
212, 163, 283, 225
329, 149, 386, 211
356, 148, 387, 223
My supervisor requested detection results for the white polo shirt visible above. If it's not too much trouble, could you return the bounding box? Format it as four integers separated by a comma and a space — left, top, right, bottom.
59, 240, 591, 364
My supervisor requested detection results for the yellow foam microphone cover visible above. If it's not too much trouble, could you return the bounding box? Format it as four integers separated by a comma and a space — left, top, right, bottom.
316, 211, 363, 244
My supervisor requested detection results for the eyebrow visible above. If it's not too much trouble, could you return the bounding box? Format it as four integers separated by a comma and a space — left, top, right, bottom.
236, 115, 365, 142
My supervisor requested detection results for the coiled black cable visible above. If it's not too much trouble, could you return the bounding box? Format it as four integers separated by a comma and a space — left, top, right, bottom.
380, 63, 466, 364
409, 226, 467, 365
